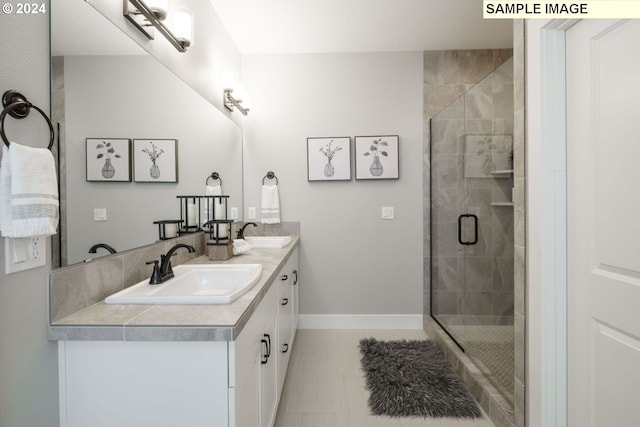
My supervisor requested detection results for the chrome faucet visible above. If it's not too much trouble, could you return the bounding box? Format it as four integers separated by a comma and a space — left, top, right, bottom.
146, 243, 195, 285
88, 243, 117, 254
237, 222, 257, 239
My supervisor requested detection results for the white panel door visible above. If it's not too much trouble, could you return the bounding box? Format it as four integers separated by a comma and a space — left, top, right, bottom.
567, 19, 640, 427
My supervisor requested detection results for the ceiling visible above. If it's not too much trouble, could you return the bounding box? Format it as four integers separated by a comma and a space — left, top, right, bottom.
52, 1, 512, 57
208, 0, 513, 54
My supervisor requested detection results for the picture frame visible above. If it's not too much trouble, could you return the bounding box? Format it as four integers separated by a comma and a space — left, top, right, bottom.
133, 139, 178, 183
354, 135, 399, 180
86, 138, 131, 182
307, 137, 352, 181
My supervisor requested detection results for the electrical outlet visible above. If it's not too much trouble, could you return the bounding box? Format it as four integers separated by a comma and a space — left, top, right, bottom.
248, 207, 256, 219
230, 207, 239, 220
4, 236, 46, 274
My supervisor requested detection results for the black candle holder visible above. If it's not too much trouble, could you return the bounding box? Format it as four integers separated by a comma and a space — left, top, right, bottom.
176, 195, 202, 234
153, 219, 183, 240
202, 194, 231, 244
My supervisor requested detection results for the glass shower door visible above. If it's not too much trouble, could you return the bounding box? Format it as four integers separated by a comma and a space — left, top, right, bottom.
430, 57, 515, 405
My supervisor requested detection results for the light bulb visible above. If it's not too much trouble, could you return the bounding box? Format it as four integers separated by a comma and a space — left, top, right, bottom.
222, 71, 235, 91
233, 83, 244, 102
242, 94, 252, 110
172, 10, 193, 47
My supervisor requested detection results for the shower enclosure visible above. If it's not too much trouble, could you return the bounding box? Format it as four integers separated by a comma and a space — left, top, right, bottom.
430, 57, 515, 406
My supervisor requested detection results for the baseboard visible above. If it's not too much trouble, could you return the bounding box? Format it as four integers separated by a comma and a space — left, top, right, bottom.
298, 314, 423, 330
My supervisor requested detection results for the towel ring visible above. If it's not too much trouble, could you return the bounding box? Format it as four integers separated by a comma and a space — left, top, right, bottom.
262, 171, 278, 185
0, 90, 54, 150
206, 172, 222, 186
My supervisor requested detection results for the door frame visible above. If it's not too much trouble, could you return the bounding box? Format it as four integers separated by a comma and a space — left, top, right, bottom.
527, 18, 578, 427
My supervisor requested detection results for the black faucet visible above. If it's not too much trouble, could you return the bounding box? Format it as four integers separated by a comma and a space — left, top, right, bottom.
88, 243, 117, 254
237, 222, 257, 239
146, 243, 195, 285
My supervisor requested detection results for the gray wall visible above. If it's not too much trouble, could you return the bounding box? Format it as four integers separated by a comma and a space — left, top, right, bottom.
59, 55, 242, 265
0, 9, 60, 427
242, 52, 424, 317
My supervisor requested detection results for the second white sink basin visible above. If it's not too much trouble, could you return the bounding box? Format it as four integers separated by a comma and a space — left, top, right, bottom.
244, 235, 292, 248
105, 264, 263, 305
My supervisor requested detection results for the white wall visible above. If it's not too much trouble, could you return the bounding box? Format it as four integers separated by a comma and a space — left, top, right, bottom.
242, 52, 424, 322
88, 0, 242, 124
0, 11, 59, 427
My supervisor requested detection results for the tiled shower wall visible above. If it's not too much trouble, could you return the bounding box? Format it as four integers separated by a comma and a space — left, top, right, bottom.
422, 39, 525, 427
430, 58, 515, 321
422, 48, 512, 321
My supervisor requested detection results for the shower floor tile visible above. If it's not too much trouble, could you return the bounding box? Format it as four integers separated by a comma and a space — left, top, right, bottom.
275, 329, 496, 427
448, 324, 515, 404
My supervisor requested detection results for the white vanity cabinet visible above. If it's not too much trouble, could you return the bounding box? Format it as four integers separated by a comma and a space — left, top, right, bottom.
232, 248, 298, 427
57, 247, 299, 427
58, 340, 231, 427
231, 277, 278, 427
277, 250, 299, 393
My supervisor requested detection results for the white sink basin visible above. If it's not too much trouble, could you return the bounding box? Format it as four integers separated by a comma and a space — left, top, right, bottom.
244, 235, 292, 248
105, 264, 263, 305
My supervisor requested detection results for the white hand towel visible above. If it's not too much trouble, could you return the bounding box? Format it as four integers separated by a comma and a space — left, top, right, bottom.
204, 184, 227, 238
0, 142, 59, 237
232, 239, 254, 255
0, 146, 11, 235
204, 184, 221, 220
261, 184, 280, 224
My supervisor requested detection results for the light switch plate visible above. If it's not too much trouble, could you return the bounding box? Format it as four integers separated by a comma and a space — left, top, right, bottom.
4, 236, 46, 274
94, 208, 107, 221
382, 206, 395, 220
230, 207, 239, 220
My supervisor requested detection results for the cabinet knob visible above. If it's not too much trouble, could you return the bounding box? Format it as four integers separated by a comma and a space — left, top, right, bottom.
281, 298, 288, 306
280, 274, 288, 281
282, 343, 289, 353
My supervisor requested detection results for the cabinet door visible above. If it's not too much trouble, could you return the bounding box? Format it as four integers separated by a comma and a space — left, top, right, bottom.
233, 339, 260, 427
277, 270, 293, 394
232, 280, 277, 427
260, 314, 278, 427
290, 249, 299, 338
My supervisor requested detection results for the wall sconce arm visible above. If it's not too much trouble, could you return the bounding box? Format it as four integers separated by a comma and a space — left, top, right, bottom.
124, 0, 189, 52
224, 89, 249, 116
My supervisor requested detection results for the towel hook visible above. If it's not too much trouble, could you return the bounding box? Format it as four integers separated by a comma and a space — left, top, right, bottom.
262, 171, 278, 185
206, 172, 222, 186
0, 90, 54, 150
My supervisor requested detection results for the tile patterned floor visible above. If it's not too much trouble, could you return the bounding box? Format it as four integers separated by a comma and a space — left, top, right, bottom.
448, 325, 515, 405
275, 329, 496, 427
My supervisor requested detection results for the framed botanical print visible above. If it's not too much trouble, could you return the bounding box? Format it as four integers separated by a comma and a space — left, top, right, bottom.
86, 138, 131, 182
133, 139, 178, 183
355, 135, 399, 180
307, 137, 352, 181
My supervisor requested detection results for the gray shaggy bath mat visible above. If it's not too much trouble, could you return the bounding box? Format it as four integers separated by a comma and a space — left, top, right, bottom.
359, 338, 481, 418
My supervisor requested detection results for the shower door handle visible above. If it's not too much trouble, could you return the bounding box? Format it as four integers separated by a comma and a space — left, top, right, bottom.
458, 214, 478, 246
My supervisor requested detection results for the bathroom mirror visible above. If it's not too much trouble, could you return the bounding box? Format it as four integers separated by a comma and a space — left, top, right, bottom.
51, 0, 243, 266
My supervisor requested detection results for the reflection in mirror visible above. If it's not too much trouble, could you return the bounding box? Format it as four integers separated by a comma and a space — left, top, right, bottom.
51, 0, 243, 266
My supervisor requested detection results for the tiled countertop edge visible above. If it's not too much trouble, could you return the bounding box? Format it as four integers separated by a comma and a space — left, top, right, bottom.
49, 237, 299, 342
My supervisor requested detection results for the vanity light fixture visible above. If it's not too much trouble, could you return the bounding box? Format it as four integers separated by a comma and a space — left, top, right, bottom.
124, 0, 192, 52
222, 72, 250, 116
